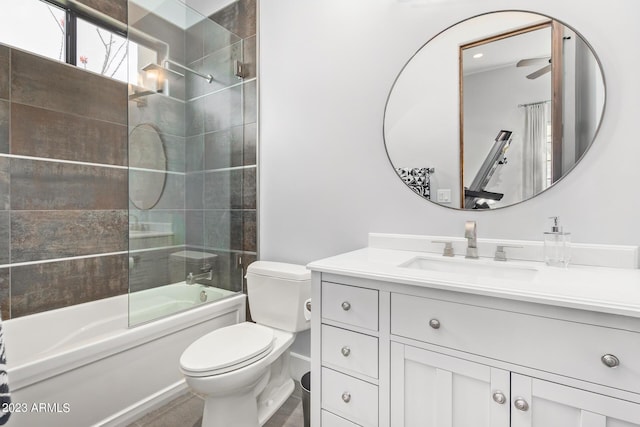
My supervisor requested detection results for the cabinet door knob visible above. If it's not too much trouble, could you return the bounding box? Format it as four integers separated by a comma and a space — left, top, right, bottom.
492, 391, 506, 405
429, 318, 441, 329
341, 346, 351, 357
601, 354, 620, 368
341, 392, 351, 403
341, 301, 351, 311
514, 398, 529, 412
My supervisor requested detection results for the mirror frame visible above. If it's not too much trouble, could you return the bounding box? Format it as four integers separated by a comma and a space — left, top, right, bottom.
383, 10, 606, 211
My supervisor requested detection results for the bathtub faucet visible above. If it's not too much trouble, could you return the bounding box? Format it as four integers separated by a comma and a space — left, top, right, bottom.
186, 265, 213, 285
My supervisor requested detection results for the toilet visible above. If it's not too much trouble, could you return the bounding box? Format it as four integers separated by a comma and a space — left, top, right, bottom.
179, 261, 311, 427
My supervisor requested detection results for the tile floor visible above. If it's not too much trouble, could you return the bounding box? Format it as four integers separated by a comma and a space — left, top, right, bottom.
128, 383, 305, 427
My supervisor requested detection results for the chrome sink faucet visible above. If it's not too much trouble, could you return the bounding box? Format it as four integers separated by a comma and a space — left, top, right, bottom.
465, 221, 479, 259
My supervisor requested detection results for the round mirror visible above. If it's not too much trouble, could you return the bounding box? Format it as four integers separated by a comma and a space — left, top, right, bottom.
129, 123, 167, 210
384, 11, 605, 210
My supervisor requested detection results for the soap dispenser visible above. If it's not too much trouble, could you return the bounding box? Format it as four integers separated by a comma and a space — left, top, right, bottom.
544, 216, 571, 267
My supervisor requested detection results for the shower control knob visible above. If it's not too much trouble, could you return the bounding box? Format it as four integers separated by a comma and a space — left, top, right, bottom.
601, 354, 620, 368
514, 398, 529, 412
341, 392, 351, 403
341, 301, 351, 311
492, 391, 506, 405
429, 319, 441, 329
341, 346, 351, 357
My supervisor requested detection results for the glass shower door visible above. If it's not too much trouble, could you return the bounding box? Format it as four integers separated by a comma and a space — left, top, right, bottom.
127, 0, 247, 326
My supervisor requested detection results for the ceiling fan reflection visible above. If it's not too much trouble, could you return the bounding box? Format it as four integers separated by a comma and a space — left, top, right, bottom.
516, 57, 551, 79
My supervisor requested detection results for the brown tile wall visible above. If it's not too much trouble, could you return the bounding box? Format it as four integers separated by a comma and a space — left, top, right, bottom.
1, 46, 129, 318
75, 0, 128, 24
0, 0, 258, 318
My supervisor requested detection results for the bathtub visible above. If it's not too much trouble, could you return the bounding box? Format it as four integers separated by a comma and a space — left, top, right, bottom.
3, 283, 245, 427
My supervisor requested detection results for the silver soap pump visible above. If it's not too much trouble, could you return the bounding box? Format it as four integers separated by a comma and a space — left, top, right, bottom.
544, 216, 571, 267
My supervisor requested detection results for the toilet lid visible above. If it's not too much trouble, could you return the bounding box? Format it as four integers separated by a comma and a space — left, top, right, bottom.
180, 323, 274, 375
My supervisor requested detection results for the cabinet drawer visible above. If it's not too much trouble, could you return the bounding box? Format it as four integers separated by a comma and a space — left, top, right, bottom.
322, 325, 378, 379
322, 367, 378, 427
391, 293, 640, 395
322, 282, 378, 331
322, 410, 362, 427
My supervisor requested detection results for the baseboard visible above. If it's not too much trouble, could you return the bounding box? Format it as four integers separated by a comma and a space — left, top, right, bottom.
95, 380, 189, 427
289, 351, 311, 385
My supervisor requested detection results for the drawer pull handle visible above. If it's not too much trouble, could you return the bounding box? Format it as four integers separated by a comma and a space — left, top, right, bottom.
429, 318, 441, 329
601, 354, 620, 368
492, 391, 506, 405
341, 392, 351, 403
341, 301, 351, 311
514, 398, 529, 412
341, 346, 351, 357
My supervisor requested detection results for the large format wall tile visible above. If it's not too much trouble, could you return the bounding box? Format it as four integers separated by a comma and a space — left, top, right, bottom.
11, 210, 127, 262
129, 248, 175, 293
243, 36, 257, 80
243, 167, 256, 210
243, 79, 257, 124
150, 172, 185, 210
204, 210, 242, 250
204, 169, 243, 210
75, 0, 127, 23
186, 135, 204, 172
204, 85, 243, 133
11, 159, 128, 210
185, 210, 204, 247
0, 101, 8, 153
244, 122, 257, 165
129, 94, 186, 138
11, 103, 127, 165
210, 0, 257, 39
204, 126, 244, 170
185, 172, 205, 210
0, 212, 9, 265
0, 157, 8, 210
0, 45, 8, 100
0, 269, 8, 320
11, 50, 127, 125
11, 254, 128, 318
243, 210, 256, 252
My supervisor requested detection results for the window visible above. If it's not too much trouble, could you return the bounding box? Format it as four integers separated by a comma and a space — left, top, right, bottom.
0, 0, 156, 84
0, 0, 66, 62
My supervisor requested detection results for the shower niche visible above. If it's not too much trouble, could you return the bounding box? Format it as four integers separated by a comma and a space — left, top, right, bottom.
126, 0, 257, 326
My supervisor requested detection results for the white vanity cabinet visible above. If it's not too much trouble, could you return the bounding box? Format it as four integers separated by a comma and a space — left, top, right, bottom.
390, 342, 510, 426
310, 273, 640, 427
390, 343, 640, 427
317, 281, 381, 426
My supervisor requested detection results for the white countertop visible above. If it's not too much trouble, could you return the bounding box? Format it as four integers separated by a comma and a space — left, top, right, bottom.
307, 247, 640, 318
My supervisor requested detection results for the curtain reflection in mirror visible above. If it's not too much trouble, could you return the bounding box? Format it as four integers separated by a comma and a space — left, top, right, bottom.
522, 102, 550, 199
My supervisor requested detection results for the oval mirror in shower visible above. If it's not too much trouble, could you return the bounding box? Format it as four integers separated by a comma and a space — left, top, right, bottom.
384, 11, 605, 210
129, 123, 167, 210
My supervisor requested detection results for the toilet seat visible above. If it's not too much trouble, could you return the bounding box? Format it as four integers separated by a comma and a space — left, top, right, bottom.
180, 323, 275, 377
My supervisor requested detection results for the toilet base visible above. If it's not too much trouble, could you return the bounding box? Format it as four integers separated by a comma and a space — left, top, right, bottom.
199, 377, 294, 427
199, 350, 295, 427
257, 378, 294, 426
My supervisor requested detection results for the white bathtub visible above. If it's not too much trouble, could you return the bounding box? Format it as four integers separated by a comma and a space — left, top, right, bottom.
3, 283, 245, 427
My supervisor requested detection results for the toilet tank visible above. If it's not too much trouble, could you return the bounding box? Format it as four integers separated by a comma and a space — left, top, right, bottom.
245, 261, 311, 333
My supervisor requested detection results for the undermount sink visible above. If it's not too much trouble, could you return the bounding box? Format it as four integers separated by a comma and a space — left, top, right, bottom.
399, 256, 538, 280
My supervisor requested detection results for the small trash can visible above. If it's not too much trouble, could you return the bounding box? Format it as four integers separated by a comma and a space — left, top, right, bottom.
301, 371, 311, 427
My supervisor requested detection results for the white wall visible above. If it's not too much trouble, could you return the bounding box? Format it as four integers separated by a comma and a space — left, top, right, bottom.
259, 0, 640, 260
